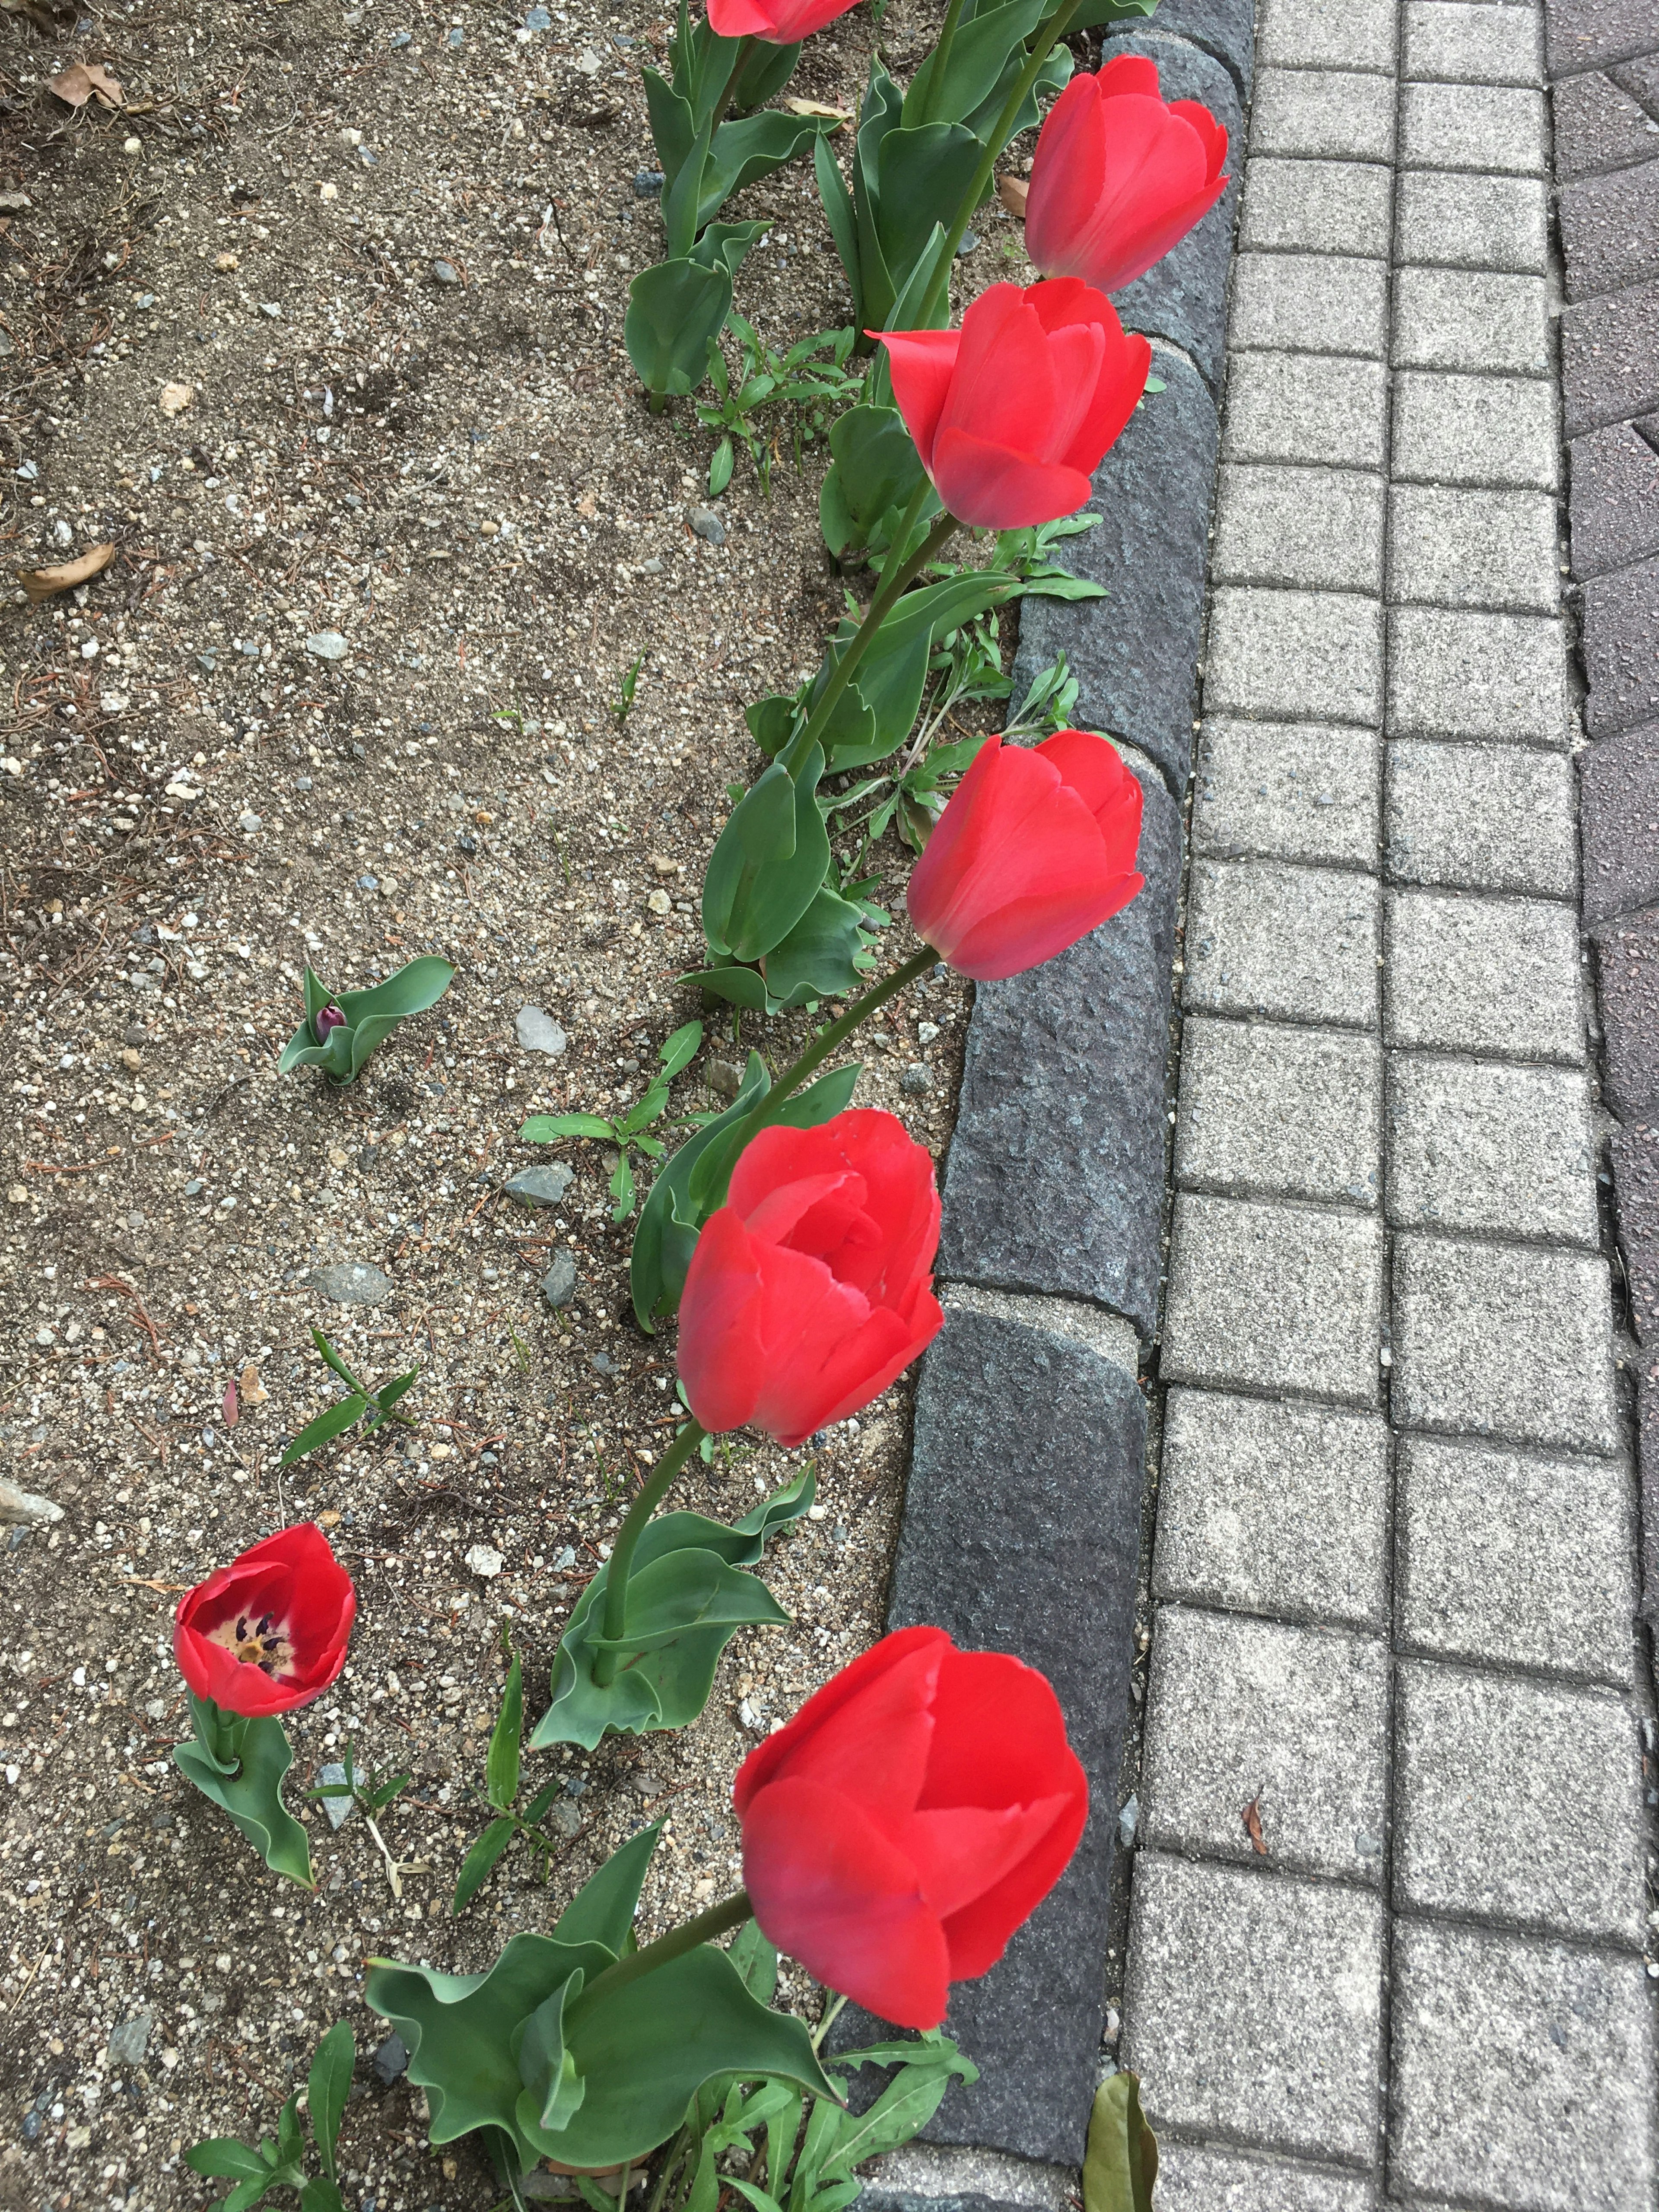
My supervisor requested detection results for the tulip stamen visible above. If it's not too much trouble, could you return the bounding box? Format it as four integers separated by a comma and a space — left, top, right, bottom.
209, 1609, 296, 1679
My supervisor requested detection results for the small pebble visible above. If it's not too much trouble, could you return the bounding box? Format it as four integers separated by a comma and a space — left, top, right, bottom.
371, 2033, 410, 2086
899, 1064, 933, 1095
634, 168, 665, 196
432, 259, 461, 287
1117, 1795, 1139, 1848
540, 1251, 578, 1309
502, 1164, 573, 1207
705, 1058, 742, 1101
514, 1004, 567, 1056
688, 507, 726, 547
464, 1543, 504, 1579
305, 630, 349, 661
315, 1762, 356, 1831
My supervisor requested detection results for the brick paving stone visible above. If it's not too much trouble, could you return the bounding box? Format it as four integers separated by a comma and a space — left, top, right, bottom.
1546, 0, 1659, 76
1240, 158, 1395, 257
1124, 1857, 1384, 2164
1580, 550, 1659, 735
1401, 80, 1550, 172
1387, 483, 1560, 611
1144, 1610, 1389, 1881
1151, 2146, 1373, 2212
1394, 168, 1551, 273
1580, 718, 1659, 922
1385, 739, 1578, 896
1394, 265, 1551, 373
1398, 1433, 1637, 1684
1163, 1192, 1383, 1405
1195, 717, 1379, 867
1395, 1662, 1645, 1939
1551, 64, 1659, 182
1187, 860, 1381, 1027
1611, 1119, 1659, 1345
1388, 608, 1569, 744
1206, 588, 1384, 725
1229, 253, 1390, 357
1212, 463, 1386, 592
1561, 275, 1659, 436
1404, 0, 1545, 83
1250, 68, 1398, 162
1222, 353, 1390, 469
1387, 1055, 1598, 1243
1393, 369, 1557, 489
1567, 421, 1659, 577
1155, 1389, 1391, 1628
1390, 1920, 1656, 2209
1257, 0, 1398, 72
1559, 155, 1659, 298
1391, 1232, 1618, 1452
1591, 906, 1659, 1117
1386, 890, 1585, 1062
1177, 1017, 1382, 1203
1611, 51, 1659, 111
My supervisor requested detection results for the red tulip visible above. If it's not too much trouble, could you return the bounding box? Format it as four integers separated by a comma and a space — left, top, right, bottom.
175, 1523, 356, 1718
707, 0, 861, 42
907, 730, 1144, 980
734, 1627, 1088, 2029
676, 1110, 942, 1449
1024, 55, 1230, 294
875, 279, 1150, 529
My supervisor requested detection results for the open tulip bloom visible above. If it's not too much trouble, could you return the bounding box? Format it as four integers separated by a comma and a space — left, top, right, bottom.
707, 0, 861, 39
172, 1523, 356, 1889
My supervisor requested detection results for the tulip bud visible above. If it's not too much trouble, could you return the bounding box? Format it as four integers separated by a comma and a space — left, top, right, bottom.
314, 1002, 346, 1043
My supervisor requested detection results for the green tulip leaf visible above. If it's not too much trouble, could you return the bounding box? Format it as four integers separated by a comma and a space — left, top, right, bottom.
826, 404, 927, 544
699, 109, 833, 230
875, 121, 982, 285
553, 1820, 664, 1952
174, 1713, 315, 1890
337, 955, 455, 1026
451, 1816, 517, 1918
1072, 0, 1160, 25
279, 1392, 370, 1469
301, 964, 332, 1027
626, 256, 734, 399
761, 888, 874, 1005
278, 957, 452, 1084
306, 2021, 355, 2182
1082, 2072, 1159, 2212
688, 217, 771, 280
731, 35, 800, 110
746, 693, 801, 758
902, 0, 1047, 127
642, 66, 696, 191
529, 1471, 815, 1751
299, 2183, 346, 2212
513, 1974, 588, 2145
684, 964, 780, 1015
703, 747, 831, 965
814, 133, 862, 334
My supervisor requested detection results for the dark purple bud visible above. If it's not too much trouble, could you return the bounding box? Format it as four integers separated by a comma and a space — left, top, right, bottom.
314, 1002, 346, 1043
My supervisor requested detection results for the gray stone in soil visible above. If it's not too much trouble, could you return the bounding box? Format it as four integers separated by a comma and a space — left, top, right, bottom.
1387, 607, 1568, 745
314, 1762, 357, 1830
1194, 717, 1379, 868
1176, 1018, 1382, 1207
1386, 1055, 1598, 1246
1385, 890, 1585, 1063
936, 763, 1178, 1340
1394, 169, 1551, 276
1149, 2145, 1373, 2212
1569, 422, 1659, 580
106, 2013, 153, 2067
1249, 68, 1397, 161
1239, 159, 1393, 259
1123, 1856, 1383, 2164
1391, 1920, 1656, 2207
1185, 860, 1380, 1029
502, 1164, 574, 1207
1581, 551, 1659, 737
688, 506, 726, 546
1560, 156, 1659, 300
1204, 588, 1384, 728
1398, 1433, 1637, 1685
1392, 369, 1559, 493
1590, 905, 1659, 1117
1393, 266, 1551, 375
514, 1003, 567, 1055
1405, 0, 1545, 84
1550, 65, 1659, 183
540, 1251, 578, 1309
1211, 463, 1385, 594
1391, 1232, 1618, 1454
1221, 353, 1389, 471
1155, 1388, 1391, 1629
1229, 252, 1389, 358
1386, 741, 1578, 897
1141, 1608, 1388, 1881
869, 1305, 1148, 2165
308, 1262, 394, 1306
372, 2031, 410, 2085
1257, 0, 1397, 74
1561, 277, 1659, 438
1014, 350, 1217, 794
1104, 0, 1256, 98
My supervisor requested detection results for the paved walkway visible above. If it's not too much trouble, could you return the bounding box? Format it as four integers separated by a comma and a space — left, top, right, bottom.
1122, 0, 1659, 2202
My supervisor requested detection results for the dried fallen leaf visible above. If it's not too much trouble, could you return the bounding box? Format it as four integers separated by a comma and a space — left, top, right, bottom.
49, 60, 124, 109
16, 541, 115, 604
1242, 1796, 1267, 1856
997, 173, 1029, 218
158, 380, 193, 416
238, 1360, 268, 1405
785, 96, 850, 123
222, 1379, 239, 1429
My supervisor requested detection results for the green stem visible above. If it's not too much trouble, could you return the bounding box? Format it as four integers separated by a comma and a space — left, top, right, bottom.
575, 1888, 754, 2012
913, 0, 969, 126
590, 1419, 709, 1688
775, 947, 941, 1122
783, 496, 960, 777
707, 34, 756, 133
919, 0, 1087, 325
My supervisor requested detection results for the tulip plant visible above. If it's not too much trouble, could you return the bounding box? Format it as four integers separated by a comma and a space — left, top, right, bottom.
277, 953, 454, 1087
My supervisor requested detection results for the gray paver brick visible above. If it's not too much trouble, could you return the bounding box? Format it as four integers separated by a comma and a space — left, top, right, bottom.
1400, 80, 1550, 172
1206, 588, 1384, 726
1239, 158, 1395, 257
1388, 1055, 1598, 1244
1257, 0, 1398, 71
1391, 1921, 1656, 2211
1395, 1664, 1645, 1942
1386, 890, 1584, 1061
1156, 1389, 1391, 1630
1151, 2145, 1373, 2212
1222, 353, 1389, 469
1229, 253, 1389, 357
1125, 1856, 1383, 2164
1213, 463, 1386, 593
1163, 1192, 1383, 1405
1391, 1232, 1618, 1453
1196, 717, 1379, 867
1144, 1610, 1389, 1880
1404, 0, 1545, 83
1386, 738, 1578, 896
1189, 860, 1381, 1027
1251, 68, 1398, 162
1398, 1433, 1637, 1685
1177, 1017, 1382, 1204
1395, 168, 1550, 272
1388, 483, 1560, 612
1388, 608, 1569, 745
1391, 369, 1558, 489
1393, 266, 1551, 374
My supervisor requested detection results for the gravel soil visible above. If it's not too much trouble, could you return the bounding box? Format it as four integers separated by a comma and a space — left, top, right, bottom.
0, 0, 1011, 2202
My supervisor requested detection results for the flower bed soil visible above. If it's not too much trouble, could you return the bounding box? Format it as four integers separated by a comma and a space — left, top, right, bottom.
0, 0, 1016, 2200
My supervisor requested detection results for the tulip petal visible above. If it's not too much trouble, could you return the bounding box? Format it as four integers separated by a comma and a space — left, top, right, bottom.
1021, 76, 1106, 279
1036, 729, 1144, 875
174, 1522, 356, 1718
744, 1238, 941, 1445
899, 1793, 1077, 1922
1098, 50, 1161, 98
734, 1626, 950, 1815
929, 428, 1093, 530
746, 1632, 941, 1813
936, 286, 1060, 474
742, 1775, 953, 2030
707, 0, 777, 31
875, 327, 960, 475
1171, 99, 1229, 181
675, 1206, 767, 1435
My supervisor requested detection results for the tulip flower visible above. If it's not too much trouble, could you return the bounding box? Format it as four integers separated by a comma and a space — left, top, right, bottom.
875, 280, 1150, 529
314, 1001, 346, 1042
175, 1522, 356, 1719
1024, 55, 1230, 295
907, 729, 1144, 980
734, 1627, 1088, 2028
707, 0, 861, 41
676, 1110, 943, 1449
